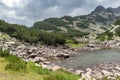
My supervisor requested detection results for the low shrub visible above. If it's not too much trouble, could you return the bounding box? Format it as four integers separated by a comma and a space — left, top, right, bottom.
5, 55, 27, 71
0, 49, 10, 58
43, 76, 57, 80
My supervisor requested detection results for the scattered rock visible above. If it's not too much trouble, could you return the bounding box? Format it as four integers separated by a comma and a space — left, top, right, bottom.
75, 70, 84, 75
51, 66, 61, 71
34, 57, 46, 63
56, 53, 69, 59
86, 68, 92, 72
41, 63, 47, 69
115, 66, 120, 70
87, 44, 95, 48
101, 70, 113, 76
43, 61, 51, 65
29, 53, 37, 58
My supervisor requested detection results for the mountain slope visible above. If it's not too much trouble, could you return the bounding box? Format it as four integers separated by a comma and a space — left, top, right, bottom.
32, 16, 89, 37
85, 5, 120, 25
96, 19, 120, 41
32, 5, 120, 38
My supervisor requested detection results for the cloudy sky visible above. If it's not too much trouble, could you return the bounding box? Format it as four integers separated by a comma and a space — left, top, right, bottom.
0, 0, 120, 26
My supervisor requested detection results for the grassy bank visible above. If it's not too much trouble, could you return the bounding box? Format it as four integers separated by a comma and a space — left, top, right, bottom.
66, 39, 85, 48
0, 58, 44, 80
67, 43, 85, 48
0, 49, 80, 80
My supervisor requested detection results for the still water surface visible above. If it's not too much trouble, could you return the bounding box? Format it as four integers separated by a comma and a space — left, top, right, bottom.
54, 49, 120, 70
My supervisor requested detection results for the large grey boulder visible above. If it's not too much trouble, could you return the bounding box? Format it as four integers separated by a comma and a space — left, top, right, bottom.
29, 53, 37, 58
33, 57, 46, 63
56, 53, 69, 59
101, 70, 113, 76
51, 65, 61, 71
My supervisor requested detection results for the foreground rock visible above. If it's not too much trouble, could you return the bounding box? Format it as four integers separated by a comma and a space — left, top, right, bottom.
77, 62, 120, 79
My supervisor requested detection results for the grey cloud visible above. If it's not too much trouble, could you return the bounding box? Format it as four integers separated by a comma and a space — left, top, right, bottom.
15, 0, 87, 26
0, 0, 120, 26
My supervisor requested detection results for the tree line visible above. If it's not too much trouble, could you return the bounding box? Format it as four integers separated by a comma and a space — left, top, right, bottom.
0, 20, 66, 46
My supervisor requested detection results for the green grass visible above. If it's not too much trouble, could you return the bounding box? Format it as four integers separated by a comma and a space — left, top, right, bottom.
0, 57, 80, 80
0, 48, 80, 80
0, 58, 44, 80
0, 33, 10, 39
66, 39, 85, 48
67, 43, 85, 48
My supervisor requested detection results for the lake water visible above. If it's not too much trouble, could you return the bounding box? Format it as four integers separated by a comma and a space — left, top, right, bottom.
54, 49, 120, 70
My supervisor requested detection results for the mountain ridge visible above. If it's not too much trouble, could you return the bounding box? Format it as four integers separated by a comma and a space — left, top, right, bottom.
1, 5, 120, 39
32, 5, 120, 38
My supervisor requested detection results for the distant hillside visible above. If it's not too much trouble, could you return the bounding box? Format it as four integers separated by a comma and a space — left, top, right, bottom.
32, 16, 89, 37
85, 5, 120, 25
32, 6, 120, 38
96, 19, 120, 41
114, 19, 120, 25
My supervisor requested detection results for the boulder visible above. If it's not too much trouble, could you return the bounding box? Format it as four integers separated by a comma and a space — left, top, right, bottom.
56, 53, 69, 59
102, 70, 113, 76
115, 66, 120, 70
5, 41, 15, 44
29, 53, 37, 58
86, 68, 92, 72
51, 66, 61, 71
27, 49, 33, 54
41, 63, 48, 68
87, 44, 95, 48
34, 57, 46, 63
68, 68, 74, 71
93, 71, 103, 78
75, 70, 84, 75
43, 61, 51, 65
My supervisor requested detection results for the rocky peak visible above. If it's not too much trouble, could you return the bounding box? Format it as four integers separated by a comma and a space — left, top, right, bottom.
91, 5, 120, 14
105, 6, 120, 13
105, 7, 115, 13
116, 6, 120, 12
92, 5, 105, 13
87, 5, 120, 25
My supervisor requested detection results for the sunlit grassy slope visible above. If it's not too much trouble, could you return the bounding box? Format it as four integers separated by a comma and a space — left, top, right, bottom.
0, 57, 79, 80
0, 58, 44, 80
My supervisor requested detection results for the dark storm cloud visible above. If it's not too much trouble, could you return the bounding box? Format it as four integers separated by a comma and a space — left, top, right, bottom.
14, 0, 87, 26
0, 0, 120, 26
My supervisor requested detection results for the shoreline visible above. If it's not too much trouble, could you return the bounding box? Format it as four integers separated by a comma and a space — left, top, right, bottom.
1, 33, 120, 79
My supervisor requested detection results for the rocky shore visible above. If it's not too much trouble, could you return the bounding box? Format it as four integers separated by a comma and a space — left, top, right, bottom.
1, 32, 120, 79
46, 62, 120, 80
75, 37, 120, 52
0, 32, 77, 71
78, 62, 120, 80
0, 33, 75, 61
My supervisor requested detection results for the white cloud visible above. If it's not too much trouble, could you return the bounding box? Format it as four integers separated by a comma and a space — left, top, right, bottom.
97, 0, 104, 2
1, 0, 27, 8
68, 8, 90, 16
7, 11, 26, 20
0, 0, 120, 26
104, 0, 120, 8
